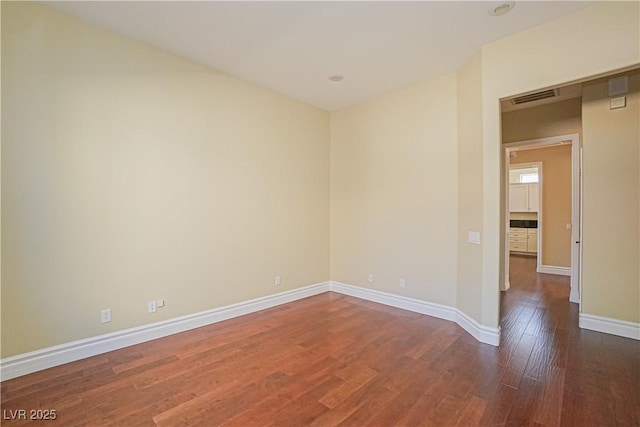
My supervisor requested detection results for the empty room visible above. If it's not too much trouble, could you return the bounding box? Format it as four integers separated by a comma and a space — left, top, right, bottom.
1, 1, 639, 426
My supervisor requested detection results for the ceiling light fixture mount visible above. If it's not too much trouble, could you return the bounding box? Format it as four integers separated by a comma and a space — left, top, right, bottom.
489, 1, 515, 16
328, 74, 344, 82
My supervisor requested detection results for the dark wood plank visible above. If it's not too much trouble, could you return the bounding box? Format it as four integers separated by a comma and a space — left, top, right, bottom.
1, 255, 638, 426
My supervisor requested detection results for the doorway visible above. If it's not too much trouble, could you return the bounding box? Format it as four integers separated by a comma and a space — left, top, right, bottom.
503, 134, 581, 305
507, 162, 541, 267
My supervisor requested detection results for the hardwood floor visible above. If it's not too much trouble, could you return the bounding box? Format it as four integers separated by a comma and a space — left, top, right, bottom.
2, 256, 638, 426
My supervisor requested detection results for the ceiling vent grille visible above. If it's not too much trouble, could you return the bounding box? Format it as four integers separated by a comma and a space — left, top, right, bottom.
511, 89, 559, 105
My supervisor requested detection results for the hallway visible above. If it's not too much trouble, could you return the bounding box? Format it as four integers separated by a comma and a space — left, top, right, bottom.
499, 255, 639, 426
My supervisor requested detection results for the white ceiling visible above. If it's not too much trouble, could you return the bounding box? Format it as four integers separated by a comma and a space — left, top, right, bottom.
44, 1, 595, 111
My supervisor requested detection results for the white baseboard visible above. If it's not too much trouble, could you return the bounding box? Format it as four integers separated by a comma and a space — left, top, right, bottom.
569, 288, 580, 304
538, 265, 571, 276
330, 282, 456, 321
454, 310, 502, 347
1, 280, 503, 381
330, 281, 500, 347
0, 282, 331, 381
579, 313, 640, 340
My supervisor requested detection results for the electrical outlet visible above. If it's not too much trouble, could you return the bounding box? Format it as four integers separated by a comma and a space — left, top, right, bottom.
368, 274, 374, 283
399, 278, 406, 289
275, 276, 281, 286
148, 300, 157, 313
101, 308, 111, 323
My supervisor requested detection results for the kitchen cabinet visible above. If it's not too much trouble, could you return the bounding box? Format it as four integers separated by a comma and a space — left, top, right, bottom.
528, 184, 539, 212
509, 183, 539, 213
509, 227, 538, 254
509, 228, 528, 252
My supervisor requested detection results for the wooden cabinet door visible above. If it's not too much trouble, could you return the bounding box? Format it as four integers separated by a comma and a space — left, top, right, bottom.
528, 183, 540, 213
509, 228, 528, 251
509, 184, 528, 212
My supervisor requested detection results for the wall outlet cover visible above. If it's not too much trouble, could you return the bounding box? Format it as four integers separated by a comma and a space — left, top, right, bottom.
101, 309, 111, 323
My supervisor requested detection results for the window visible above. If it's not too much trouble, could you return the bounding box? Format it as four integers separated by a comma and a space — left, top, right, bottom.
519, 173, 539, 183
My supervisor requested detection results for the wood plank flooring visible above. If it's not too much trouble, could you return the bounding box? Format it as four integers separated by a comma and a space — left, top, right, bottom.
2, 255, 638, 426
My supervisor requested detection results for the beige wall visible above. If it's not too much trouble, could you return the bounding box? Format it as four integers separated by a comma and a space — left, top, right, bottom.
477, 1, 639, 328
1, 3, 330, 357
502, 98, 582, 144
330, 74, 458, 307
2, 1, 639, 360
510, 146, 573, 267
456, 53, 484, 323
581, 70, 640, 323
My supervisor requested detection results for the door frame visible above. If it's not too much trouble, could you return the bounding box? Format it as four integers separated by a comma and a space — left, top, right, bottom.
503, 133, 581, 304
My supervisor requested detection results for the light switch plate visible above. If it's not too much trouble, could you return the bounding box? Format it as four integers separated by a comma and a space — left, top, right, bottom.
468, 231, 481, 245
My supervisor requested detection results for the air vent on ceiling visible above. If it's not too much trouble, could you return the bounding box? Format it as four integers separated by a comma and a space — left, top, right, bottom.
511, 89, 559, 105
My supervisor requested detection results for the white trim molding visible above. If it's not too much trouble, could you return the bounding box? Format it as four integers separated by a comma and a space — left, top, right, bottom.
330, 282, 501, 347
456, 311, 502, 347
569, 291, 580, 305
331, 282, 456, 321
579, 313, 640, 340
1, 281, 502, 381
538, 265, 571, 276
0, 282, 331, 381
